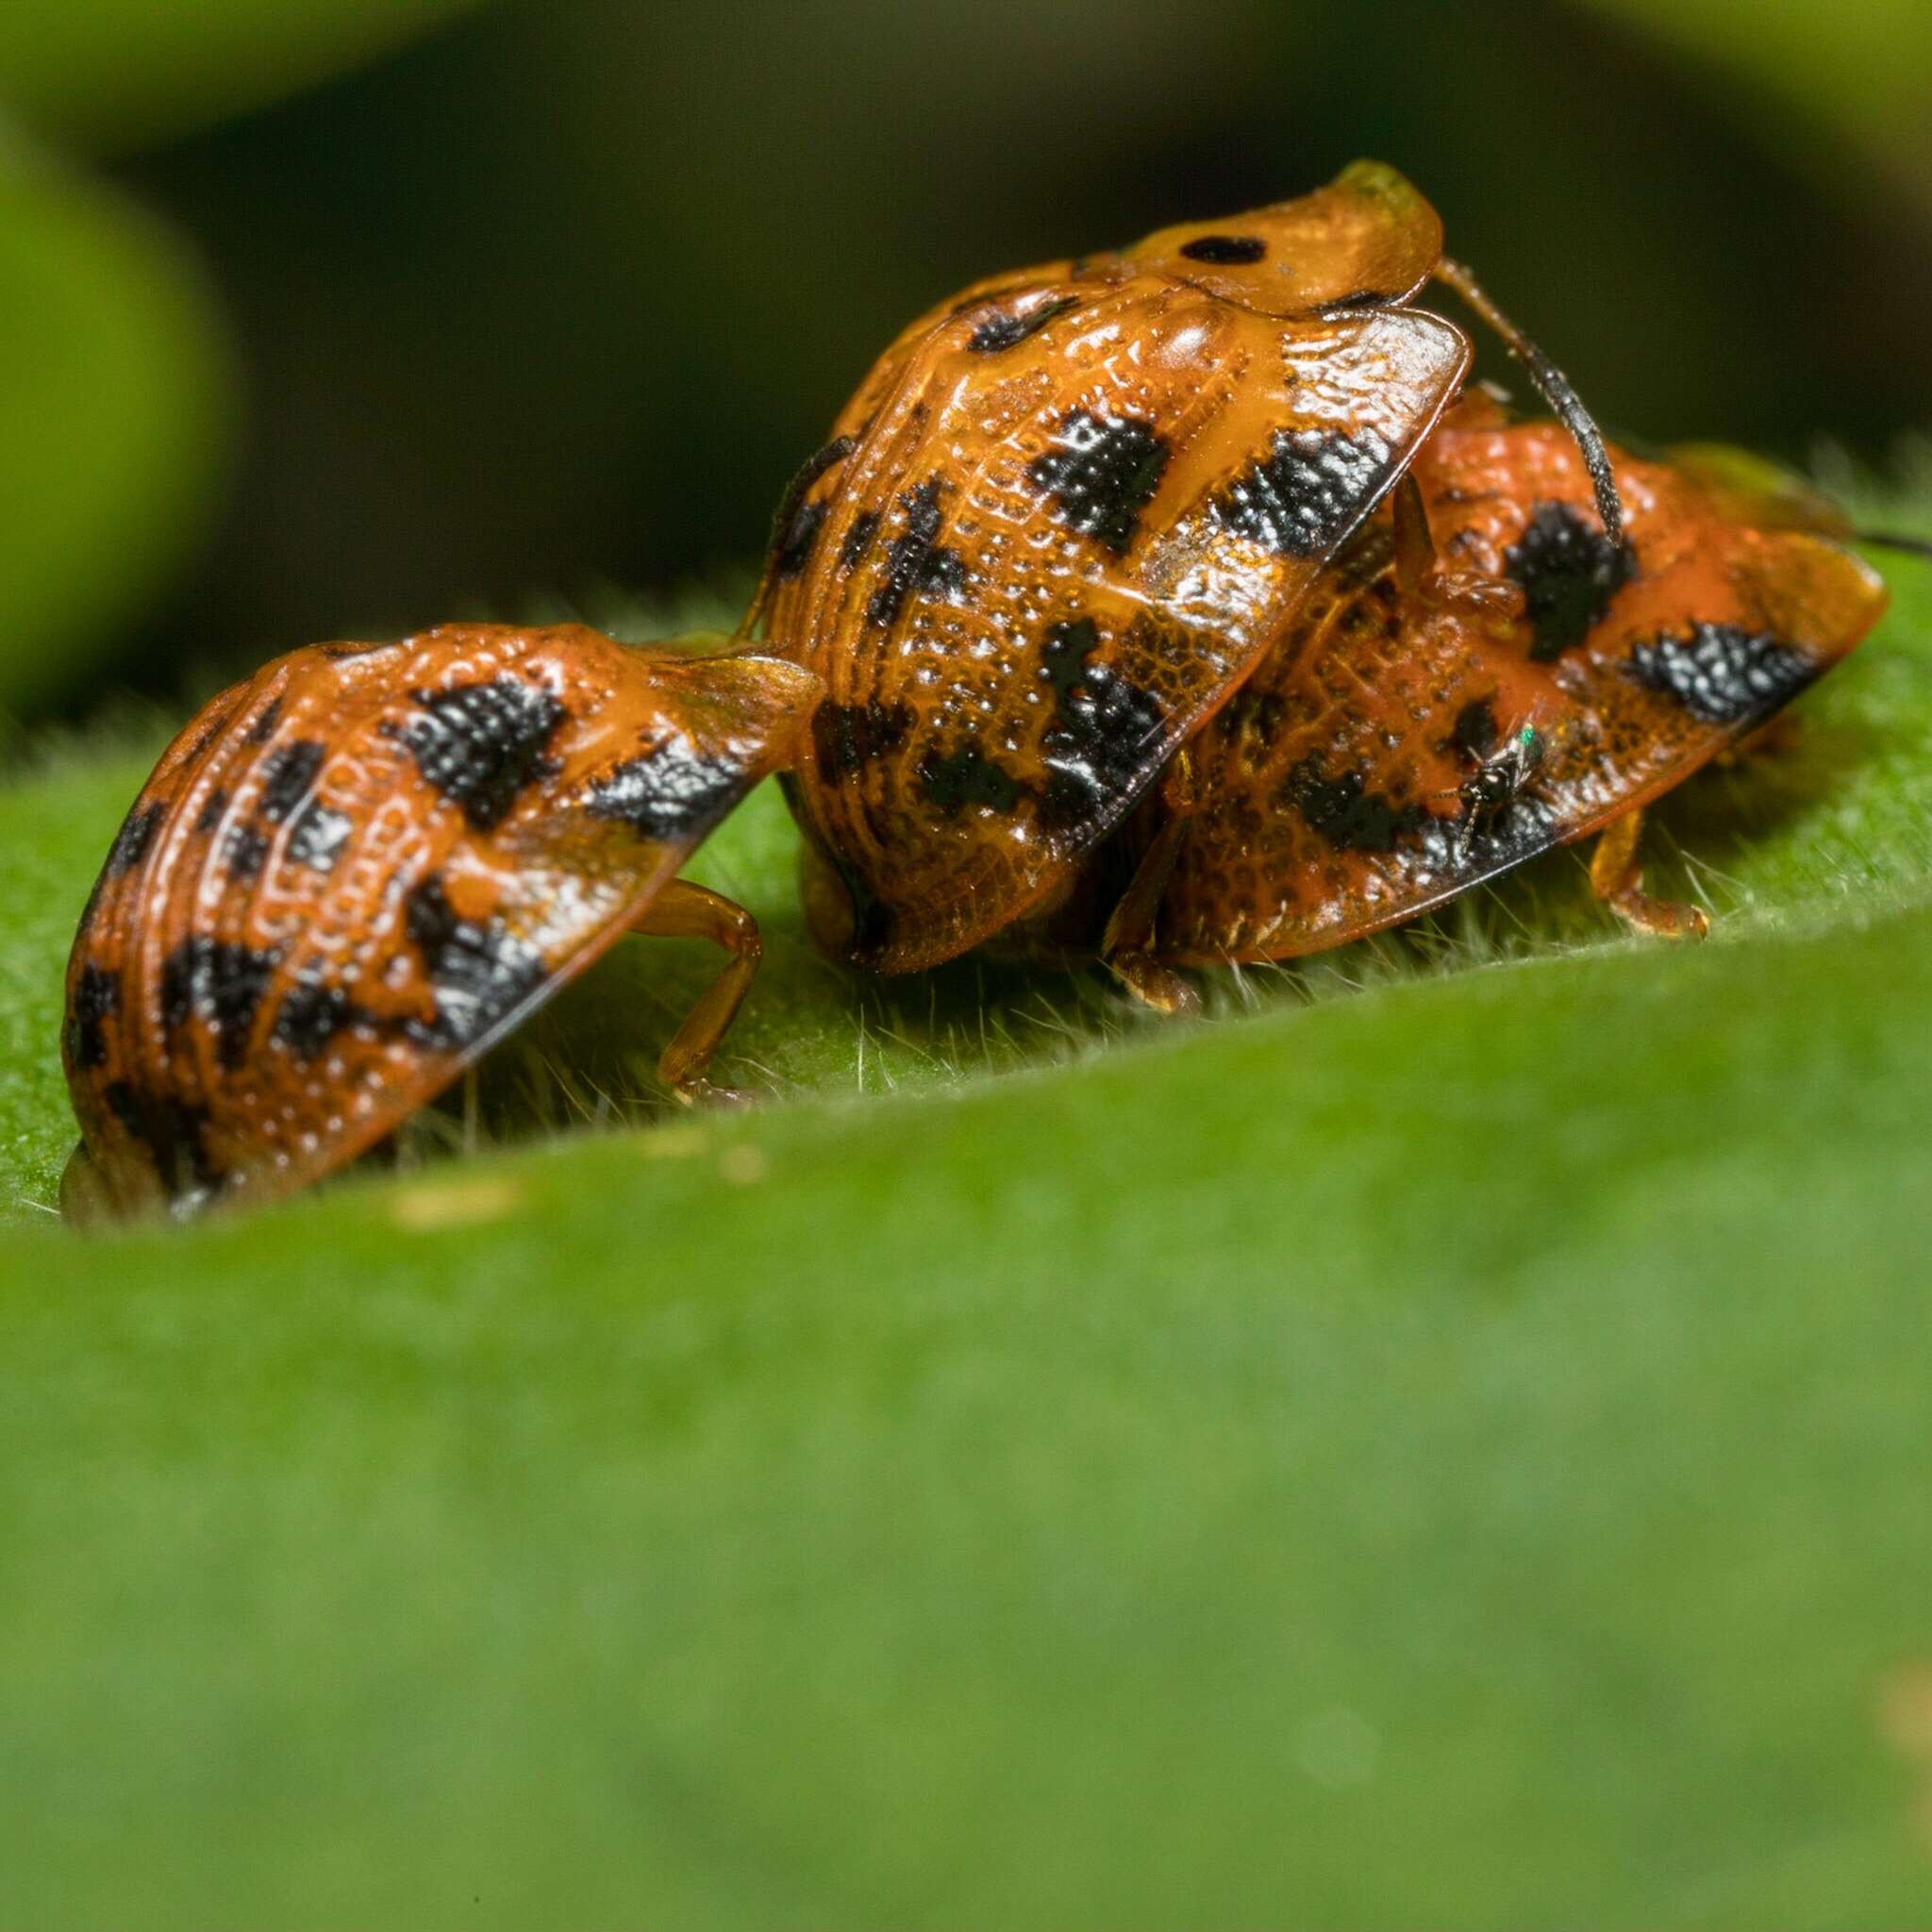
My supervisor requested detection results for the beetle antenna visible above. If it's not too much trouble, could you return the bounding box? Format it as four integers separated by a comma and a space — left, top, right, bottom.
749, 434, 859, 631
1435, 258, 1626, 549
1853, 529, 1932, 560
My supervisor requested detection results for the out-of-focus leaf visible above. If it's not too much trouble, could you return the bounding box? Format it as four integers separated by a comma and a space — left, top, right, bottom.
0, 0, 490, 153
1579, 0, 1932, 203
0, 147, 230, 718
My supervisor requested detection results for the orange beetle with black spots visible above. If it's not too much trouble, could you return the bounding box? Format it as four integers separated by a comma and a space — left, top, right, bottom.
61, 624, 817, 1222
1143, 392, 1883, 979
757, 161, 1890, 1008
58, 163, 1906, 1221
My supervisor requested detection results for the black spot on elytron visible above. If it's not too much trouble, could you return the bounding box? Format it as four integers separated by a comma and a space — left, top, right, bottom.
1625, 624, 1814, 724
1504, 501, 1636, 662
1033, 616, 1167, 835
917, 546, 967, 601
811, 699, 914, 779
1210, 425, 1394, 558
866, 478, 970, 628
65, 962, 120, 1071
840, 508, 881, 571
158, 936, 280, 1070
159, 1096, 223, 1204
272, 980, 368, 1061
244, 695, 285, 744
584, 735, 746, 842
967, 293, 1080, 352
918, 741, 1023, 816
402, 874, 550, 1054
192, 788, 230, 836
1407, 791, 1558, 880
100, 1080, 224, 1208
1178, 234, 1266, 264
1027, 410, 1171, 556
384, 676, 567, 832
318, 640, 390, 659
772, 499, 828, 579
258, 741, 326, 823
1284, 757, 1427, 853
225, 823, 270, 881
1450, 697, 1499, 759
286, 801, 354, 872
1039, 616, 1101, 704
106, 800, 164, 876
103, 1078, 145, 1140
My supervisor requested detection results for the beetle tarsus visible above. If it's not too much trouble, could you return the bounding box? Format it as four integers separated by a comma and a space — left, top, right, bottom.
1100, 751, 1200, 1015
633, 879, 768, 1103
1590, 808, 1710, 941
1108, 950, 1202, 1016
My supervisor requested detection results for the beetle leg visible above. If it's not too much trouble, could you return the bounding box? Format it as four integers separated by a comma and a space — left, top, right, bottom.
1101, 748, 1201, 1015
631, 879, 765, 1105
1391, 474, 1436, 607
1589, 807, 1710, 941
1391, 471, 1524, 635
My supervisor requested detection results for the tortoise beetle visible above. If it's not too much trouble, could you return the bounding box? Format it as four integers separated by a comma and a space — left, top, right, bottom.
1137, 391, 1884, 977
754, 161, 1889, 1007
60, 622, 817, 1222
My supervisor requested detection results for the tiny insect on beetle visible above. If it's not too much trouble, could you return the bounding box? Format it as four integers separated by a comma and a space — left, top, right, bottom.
1444, 722, 1544, 869
60, 624, 817, 1222
755, 160, 1894, 1009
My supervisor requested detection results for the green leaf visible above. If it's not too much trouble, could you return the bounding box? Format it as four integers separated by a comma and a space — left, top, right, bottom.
0, 148, 231, 717
0, 0, 489, 152
2, 509, 1930, 1923
1577, 0, 1932, 205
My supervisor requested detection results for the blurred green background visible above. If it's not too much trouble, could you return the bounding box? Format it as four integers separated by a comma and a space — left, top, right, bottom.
1, 0, 1929, 724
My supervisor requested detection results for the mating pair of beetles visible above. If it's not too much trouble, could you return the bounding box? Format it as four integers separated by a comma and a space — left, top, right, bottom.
63, 161, 1900, 1221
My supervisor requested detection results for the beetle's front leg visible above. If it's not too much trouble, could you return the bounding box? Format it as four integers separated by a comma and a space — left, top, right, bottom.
632, 879, 764, 1104
1101, 747, 1200, 1015
1589, 806, 1710, 941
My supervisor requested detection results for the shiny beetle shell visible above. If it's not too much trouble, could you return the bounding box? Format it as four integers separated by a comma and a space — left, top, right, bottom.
61, 624, 817, 1222
759, 164, 1888, 986
1146, 395, 1888, 960
758, 160, 1471, 972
